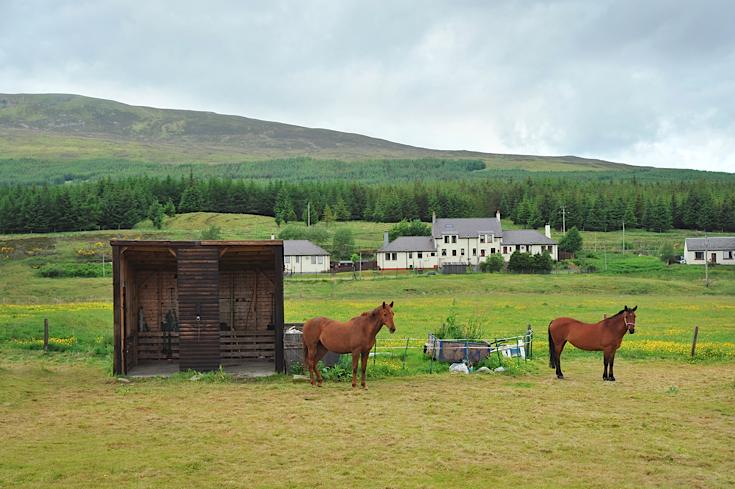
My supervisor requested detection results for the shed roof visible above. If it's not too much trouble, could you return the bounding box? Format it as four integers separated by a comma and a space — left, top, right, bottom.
685, 237, 735, 251
502, 230, 557, 245
283, 240, 330, 256
432, 218, 502, 238
379, 236, 435, 252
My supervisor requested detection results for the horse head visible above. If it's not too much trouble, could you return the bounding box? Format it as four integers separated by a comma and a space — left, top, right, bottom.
623, 305, 637, 334
380, 301, 396, 334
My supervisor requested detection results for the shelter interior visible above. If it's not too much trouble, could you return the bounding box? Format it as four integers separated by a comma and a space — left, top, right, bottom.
112, 241, 284, 376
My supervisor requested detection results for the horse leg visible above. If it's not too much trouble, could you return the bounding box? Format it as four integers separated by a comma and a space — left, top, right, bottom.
351, 351, 360, 388
603, 351, 610, 381
305, 345, 316, 386
555, 341, 567, 379
314, 343, 328, 386
608, 350, 616, 382
360, 351, 369, 389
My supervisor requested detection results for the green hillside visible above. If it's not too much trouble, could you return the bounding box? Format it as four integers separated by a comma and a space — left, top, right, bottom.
0, 93, 634, 173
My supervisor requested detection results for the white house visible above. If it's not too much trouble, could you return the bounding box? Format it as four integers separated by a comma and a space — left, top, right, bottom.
283, 240, 331, 274
684, 237, 735, 265
377, 236, 438, 270
378, 211, 558, 270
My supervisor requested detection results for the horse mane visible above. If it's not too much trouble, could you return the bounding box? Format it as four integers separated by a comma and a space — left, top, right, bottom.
352, 307, 380, 323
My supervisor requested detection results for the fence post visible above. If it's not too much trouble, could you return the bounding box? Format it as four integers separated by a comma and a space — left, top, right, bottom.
691, 325, 699, 357
43, 318, 49, 351
526, 324, 533, 360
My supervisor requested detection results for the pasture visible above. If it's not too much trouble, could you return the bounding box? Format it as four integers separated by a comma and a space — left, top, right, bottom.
1, 215, 734, 488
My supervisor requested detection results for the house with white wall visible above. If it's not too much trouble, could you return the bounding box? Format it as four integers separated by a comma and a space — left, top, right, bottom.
684, 237, 735, 265
283, 240, 331, 274
377, 211, 558, 270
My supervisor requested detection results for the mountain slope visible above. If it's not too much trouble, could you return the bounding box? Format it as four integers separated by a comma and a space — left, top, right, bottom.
0, 93, 634, 170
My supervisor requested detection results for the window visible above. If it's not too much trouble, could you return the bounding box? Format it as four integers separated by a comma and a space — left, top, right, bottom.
480, 249, 486, 257
515, 245, 521, 252
480, 235, 485, 243
460, 248, 465, 256
491, 248, 496, 254
451, 236, 457, 244
444, 236, 449, 244
431, 252, 436, 257
408, 252, 412, 259
503, 246, 508, 254
311, 256, 317, 264
695, 251, 704, 260
391, 253, 397, 261
417, 252, 423, 259
452, 250, 457, 257
295, 256, 300, 263
317, 255, 324, 264
725, 251, 733, 260
442, 249, 447, 256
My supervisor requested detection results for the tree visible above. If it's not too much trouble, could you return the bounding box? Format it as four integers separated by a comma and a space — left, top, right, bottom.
659, 242, 677, 264
147, 202, 165, 229
322, 205, 336, 226
388, 219, 431, 241
163, 198, 176, 217
508, 252, 533, 272
480, 253, 504, 272
179, 183, 203, 213
533, 251, 553, 273
331, 228, 355, 260
558, 227, 583, 255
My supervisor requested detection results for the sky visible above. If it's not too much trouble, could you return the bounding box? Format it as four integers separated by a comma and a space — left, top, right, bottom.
1, 0, 734, 171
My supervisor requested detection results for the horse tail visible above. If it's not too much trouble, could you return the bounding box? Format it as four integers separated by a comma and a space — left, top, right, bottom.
548, 322, 556, 369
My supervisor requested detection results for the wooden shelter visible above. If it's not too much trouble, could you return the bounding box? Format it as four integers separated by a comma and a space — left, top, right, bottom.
111, 240, 284, 375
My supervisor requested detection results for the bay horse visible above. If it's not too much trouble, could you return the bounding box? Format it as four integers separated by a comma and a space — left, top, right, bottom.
302, 301, 396, 388
548, 305, 637, 381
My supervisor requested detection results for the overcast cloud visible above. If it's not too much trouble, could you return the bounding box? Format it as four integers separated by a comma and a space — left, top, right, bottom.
1, 0, 734, 171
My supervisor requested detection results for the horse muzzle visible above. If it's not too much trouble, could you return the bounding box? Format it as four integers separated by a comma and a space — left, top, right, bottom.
389, 326, 396, 334
628, 328, 635, 334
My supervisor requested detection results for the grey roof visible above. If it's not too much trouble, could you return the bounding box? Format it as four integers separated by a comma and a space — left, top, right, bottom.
502, 230, 557, 245
379, 236, 435, 252
283, 240, 329, 256
685, 237, 735, 251
432, 218, 503, 238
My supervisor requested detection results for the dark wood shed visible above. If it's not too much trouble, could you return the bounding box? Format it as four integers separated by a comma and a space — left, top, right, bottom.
111, 240, 284, 375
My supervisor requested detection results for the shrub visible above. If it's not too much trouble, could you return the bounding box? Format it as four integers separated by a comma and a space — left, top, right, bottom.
435, 303, 484, 340
480, 253, 504, 272
558, 227, 583, 255
200, 224, 222, 240
38, 262, 111, 278
508, 251, 553, 273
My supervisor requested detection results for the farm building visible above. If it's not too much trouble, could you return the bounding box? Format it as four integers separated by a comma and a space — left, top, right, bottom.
282, 239, 330, 274
684, 237, 735, 265
377, 211, 558, 270
111, 240, 284, 376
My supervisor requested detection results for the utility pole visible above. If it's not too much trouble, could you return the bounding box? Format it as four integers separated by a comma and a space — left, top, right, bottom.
307, 202, 311, 227
561, 205, 566, 234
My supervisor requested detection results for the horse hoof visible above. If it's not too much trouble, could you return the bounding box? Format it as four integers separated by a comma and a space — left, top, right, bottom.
362, 385, 368, 390
608, 377, 616, 382
556, 375, 564, 380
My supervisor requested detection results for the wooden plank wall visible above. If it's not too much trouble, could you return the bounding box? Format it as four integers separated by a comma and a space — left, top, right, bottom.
218, 269, 276, 361
177, 248, 221, 371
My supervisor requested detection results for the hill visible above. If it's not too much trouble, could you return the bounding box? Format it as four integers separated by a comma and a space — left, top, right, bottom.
0, 93, 634, 171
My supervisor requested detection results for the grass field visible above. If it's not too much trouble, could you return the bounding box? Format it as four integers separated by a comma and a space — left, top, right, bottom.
1, 213, 734, 487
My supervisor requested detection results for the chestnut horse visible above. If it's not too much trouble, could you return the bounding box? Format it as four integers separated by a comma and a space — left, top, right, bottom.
302, 301, 396, 388
548, 305, 637, 381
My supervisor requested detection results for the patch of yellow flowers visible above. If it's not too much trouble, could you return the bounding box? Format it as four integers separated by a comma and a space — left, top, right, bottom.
628, 339, 735, 359
11, 336, 77, 347
0, 302, 111, 314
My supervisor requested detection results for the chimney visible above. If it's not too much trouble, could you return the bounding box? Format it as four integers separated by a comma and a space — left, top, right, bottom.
383, 232, 390, 248
432, 211, 436, 224
496, 209, 501, 222
270, 234, 275, 240
544, 224, 551, 239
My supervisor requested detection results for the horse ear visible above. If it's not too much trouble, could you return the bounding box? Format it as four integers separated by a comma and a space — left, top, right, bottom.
624, 305, 628, 311
389, 301, 394, 308
382, 301, 386, 309
632, 305, 638, 311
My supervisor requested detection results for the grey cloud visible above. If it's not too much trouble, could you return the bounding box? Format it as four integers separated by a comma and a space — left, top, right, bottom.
1, 0, 734, 170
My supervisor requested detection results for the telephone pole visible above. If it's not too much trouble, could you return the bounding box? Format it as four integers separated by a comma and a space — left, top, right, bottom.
622, 219, 625, 253
704, 232, 709, 288
560, 205, 566, 234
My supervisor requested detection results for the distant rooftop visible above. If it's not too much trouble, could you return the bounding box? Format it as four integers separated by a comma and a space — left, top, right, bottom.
432, 218, 503, 238
379, 236, 435, 252
283, 240, 329, 256
685, 237, 735, 251
502, 230, 556, 245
